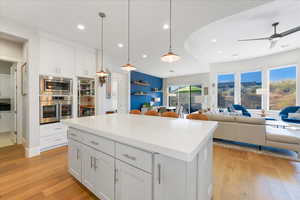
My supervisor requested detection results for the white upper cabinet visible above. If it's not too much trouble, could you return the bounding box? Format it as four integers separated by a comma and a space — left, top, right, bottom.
75, 48, 96, 77
0, 74, 11, 98
40, 37, 75, 77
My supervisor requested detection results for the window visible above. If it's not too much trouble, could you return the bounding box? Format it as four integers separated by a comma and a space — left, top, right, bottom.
241, 71, 262, 109
218, 74, 234, 108
168, 85, 202, 114
269, 66, 296, 110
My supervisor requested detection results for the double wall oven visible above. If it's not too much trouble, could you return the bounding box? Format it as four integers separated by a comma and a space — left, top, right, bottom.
40, 76, 73, 124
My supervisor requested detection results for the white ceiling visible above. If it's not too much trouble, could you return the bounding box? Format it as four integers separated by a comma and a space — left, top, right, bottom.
0, 0, 273, 77
186, 0, 300, 69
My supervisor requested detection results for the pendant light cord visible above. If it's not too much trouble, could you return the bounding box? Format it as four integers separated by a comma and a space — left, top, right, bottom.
128, 0, 131, 64
101, 15, 104, 70
169, 0, 172, 52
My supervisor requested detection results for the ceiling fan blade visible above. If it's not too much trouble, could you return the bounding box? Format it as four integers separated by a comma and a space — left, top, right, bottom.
280, 26, 300, 37
238, 37, 270, 42
269, 40, 278, 49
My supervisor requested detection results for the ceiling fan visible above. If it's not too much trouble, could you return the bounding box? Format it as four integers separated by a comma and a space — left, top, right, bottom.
238, 22, 300, 49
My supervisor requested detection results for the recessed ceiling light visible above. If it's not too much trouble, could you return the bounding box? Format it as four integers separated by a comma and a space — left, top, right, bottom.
118, 43, 124, 48
211, 39, 217, 43
142, 54, 148, 58
77, 24, 85, 30
163, 24, 170, 30
218, 50, 223, 54
232, 54, 239, 57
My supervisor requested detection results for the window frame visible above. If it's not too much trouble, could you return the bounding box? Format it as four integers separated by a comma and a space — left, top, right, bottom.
240, 70, 263, 110
216, 73, 236, 109
267, 64, 298, 111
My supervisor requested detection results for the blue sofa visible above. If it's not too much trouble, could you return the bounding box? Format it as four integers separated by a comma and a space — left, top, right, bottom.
230, 104, 251, 117
279, 106, 300, 124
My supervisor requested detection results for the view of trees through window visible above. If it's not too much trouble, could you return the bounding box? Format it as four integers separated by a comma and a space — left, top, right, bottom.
241, 71, 262, 109
269, 66, 296, 110
168, 85, 202, 114
218, 74, 234, 108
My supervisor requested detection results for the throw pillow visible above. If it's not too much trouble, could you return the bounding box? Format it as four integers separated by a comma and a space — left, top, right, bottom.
288, 113, 300, 120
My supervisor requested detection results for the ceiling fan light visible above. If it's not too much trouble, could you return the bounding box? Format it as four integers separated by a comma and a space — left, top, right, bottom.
161, 51, 181, 63
96, 69, 108, 77
121, 63, 136, 72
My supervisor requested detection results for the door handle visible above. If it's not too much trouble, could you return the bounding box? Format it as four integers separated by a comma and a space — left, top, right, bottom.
114, 168, 119, 183
158, 164, 161, 184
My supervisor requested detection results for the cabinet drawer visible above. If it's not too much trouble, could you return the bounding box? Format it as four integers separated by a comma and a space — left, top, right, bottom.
40, 123, 67, 138
116, 143, 152, 173
68, 128, 115, 157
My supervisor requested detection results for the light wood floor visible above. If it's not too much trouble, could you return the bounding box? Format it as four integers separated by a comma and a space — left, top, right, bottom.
0, 145, 299, 200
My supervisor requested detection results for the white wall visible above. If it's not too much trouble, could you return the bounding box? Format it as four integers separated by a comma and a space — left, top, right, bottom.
209, 48, 300, 112
163, 73, 210, 108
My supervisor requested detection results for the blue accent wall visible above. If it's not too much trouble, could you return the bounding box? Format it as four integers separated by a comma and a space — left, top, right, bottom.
130, 71, 163, 110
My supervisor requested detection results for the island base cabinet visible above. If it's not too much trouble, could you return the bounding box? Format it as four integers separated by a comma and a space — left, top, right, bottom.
115, 160, 152, 200
154, 137, 213, 200
154, 154, 197, 200
68, 139, 82, 182
82, 145, 115, 200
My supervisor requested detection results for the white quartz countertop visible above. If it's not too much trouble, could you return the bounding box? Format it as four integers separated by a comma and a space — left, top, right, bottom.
63, 114, 218, 162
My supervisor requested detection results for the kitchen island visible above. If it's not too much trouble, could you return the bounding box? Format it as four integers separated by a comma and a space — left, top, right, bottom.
63, 114, 218, 200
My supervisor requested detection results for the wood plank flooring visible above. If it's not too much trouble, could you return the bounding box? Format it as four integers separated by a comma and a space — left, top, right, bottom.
0, 144, 299, 200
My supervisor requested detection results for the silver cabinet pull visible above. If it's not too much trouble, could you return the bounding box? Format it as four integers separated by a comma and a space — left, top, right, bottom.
114, 168, 119, 183
123, 154, 136, 161
158, 164, 161, 184
90, 141, 99, 145
93, 157, 97, 170
76, 149, 79, 160
90, 156, 93, 169
70, 133, 77, 137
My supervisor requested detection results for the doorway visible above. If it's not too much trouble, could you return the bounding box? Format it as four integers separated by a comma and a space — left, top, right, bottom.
0, 60, 17, 148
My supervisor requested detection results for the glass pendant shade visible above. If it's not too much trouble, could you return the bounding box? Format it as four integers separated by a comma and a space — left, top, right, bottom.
161, 0, 181, 63
121, 63, 136, 71
161, 51, 181, 63
96, 69, 108, 77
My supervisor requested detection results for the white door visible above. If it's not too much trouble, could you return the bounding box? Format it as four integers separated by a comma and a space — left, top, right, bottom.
68, 139, 82, 181
10, 64, 17, 134
82, 146, 115, 200
115, 160, 152, 200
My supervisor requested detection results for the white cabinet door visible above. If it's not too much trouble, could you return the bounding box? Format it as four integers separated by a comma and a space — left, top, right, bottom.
0, 113, 13, 133
75, 48, 96, 77
58, 43, 75, 77
153, 155, 188, 200
40, 38, 58, 75
68, 139, 82, 182
82, 146, 115, 200
40, 38, 75, 76
0, 75, 11, 98
115, 160, 152, 200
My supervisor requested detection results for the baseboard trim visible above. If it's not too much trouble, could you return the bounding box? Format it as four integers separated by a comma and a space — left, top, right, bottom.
25, 146, 40, 158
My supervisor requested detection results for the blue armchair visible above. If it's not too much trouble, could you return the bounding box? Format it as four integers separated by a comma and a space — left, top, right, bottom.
279, 106, 300, 124
231, 104, 251, 117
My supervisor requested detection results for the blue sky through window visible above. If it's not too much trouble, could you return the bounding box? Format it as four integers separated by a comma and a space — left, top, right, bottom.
270, 66, 296, 82
218, 74, 234, 83
241, 71, 262, 83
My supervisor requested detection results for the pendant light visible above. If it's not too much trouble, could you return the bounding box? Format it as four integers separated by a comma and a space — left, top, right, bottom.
96, 12, 109, 77
121, 0, 136, 71
161, 0, 181, 63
